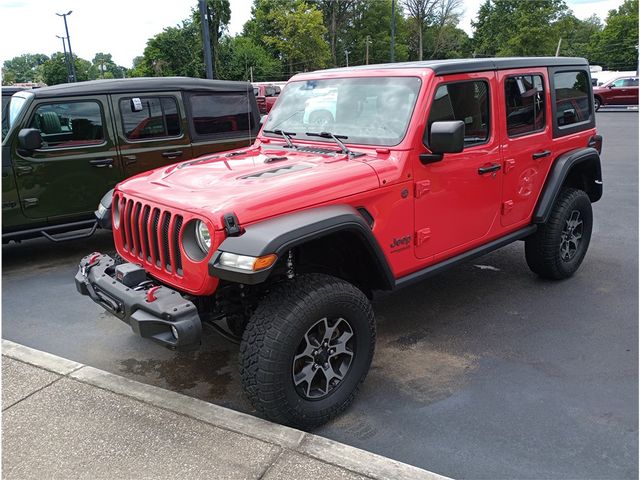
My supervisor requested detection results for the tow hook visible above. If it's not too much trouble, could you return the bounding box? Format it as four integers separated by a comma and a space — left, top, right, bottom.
145, 286, 162, 303
81, 252, 102, 276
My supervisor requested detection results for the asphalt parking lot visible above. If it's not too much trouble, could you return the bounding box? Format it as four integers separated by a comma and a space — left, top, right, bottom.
3, 111, 637, 479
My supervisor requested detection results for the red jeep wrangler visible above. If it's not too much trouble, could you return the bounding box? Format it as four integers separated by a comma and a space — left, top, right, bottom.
76, 57, 603, 428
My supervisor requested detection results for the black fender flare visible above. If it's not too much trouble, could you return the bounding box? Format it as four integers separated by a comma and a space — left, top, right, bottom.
533, 147, 602, 224
208, 204, 394, 288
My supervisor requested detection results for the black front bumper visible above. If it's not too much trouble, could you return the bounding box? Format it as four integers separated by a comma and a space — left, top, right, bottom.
74, 254, 201, 350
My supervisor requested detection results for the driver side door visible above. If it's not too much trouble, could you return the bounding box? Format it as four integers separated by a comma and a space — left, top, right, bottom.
413, 73, 503, 260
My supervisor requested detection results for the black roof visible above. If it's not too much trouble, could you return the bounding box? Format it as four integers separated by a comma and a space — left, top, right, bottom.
28, 77, 253, 99
306, 57, 589, 77
2, 86, 28, 96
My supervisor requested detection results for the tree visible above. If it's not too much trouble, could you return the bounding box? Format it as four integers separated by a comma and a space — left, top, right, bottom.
472, 0, 567, 57
403, 0, 437, 60
590, 0, 638, 70
261, 1, 330, 74
41, 53, 92, 85
428, 0, 464, 58
132, 19, 203, 77
91, 52, 123, 79
312, 0, 357, 67
218, 36, 281, 80
2, 54, 49, 83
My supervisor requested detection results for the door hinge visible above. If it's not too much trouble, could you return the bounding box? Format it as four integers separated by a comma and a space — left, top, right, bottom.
23, 198, 38, 209
502, 200, 514, 215
504, 159, 516, 174
414, 180, 431, 198
415, 228, 431, 246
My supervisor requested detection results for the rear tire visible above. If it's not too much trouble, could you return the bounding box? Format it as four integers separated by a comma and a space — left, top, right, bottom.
525, 188, 592, 280
239, 274, 375, 429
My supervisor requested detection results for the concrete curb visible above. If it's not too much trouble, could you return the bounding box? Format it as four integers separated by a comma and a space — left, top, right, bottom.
2, 339, 450, 480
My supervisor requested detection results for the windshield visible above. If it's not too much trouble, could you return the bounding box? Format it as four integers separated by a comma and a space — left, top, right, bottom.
263, 76, 421, 147
2, 93, 31, 140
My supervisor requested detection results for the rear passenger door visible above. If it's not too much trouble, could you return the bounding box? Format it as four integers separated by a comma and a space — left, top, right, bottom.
498, 69, 552, 227
186, 91, 258, 158
111, 93, 193, 176
13, 96, 121, 220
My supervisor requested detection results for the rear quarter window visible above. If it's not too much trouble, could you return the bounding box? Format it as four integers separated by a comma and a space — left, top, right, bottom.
188, 93, 255, 138
549, 68, 595, 137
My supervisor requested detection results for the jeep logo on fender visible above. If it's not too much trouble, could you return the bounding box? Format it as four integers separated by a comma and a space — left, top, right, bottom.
390, 235, 412, 251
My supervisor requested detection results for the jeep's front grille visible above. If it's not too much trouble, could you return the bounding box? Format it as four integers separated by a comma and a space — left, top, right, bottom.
118, 195, 183, 276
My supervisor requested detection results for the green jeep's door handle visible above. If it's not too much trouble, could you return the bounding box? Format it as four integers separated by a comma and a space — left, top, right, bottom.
162, 150, 183, 159
89, 158, 114, 168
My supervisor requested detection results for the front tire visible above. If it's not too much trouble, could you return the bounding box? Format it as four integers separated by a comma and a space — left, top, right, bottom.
240, 274, 375, 429
525, 188, 593, 280
594, 96, 602, 111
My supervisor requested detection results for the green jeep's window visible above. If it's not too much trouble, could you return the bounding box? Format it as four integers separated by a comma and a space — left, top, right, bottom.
553, 71, 591, 127
29, 101, 104, 148
505, 75, 545, 137
119, 97, 180, 140
189, 93, 254, 136
427, 80, 490, 146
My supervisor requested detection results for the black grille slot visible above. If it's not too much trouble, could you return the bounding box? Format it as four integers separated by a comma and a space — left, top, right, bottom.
161, 212, 171, 272
173, 216, 183, 274
141, 205, 151, 261
151, 208, 161, 267
131, 202, 142, 257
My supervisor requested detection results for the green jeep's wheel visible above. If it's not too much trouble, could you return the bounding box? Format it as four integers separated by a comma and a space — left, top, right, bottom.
525, 188, 593, 280
239, 273, 375, 429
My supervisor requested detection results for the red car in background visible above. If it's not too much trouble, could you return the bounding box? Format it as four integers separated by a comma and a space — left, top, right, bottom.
592, 76, 639, 110
252, 83, 281, 114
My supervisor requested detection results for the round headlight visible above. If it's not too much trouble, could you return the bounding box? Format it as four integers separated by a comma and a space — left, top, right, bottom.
195, 221, 211, 252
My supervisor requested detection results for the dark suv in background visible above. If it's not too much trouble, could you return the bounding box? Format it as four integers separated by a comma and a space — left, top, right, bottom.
2, 77, 260, 242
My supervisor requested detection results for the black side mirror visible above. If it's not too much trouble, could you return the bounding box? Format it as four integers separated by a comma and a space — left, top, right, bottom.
18, 128, 42, 151
421, 120, 464, 164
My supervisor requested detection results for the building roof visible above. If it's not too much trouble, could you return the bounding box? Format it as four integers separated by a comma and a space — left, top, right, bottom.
29, 77, 253, 99
307, 57, 589, 77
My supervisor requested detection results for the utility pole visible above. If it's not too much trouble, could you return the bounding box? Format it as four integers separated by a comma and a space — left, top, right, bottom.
555, 38, 562, 57
365, 35, 371, 65
249, 66, 253, 83
390, 0, 396, 62
199, 0, 214, 79
56, 11, 76, 82
56, 35, 72, 83
345, 50, 350, 67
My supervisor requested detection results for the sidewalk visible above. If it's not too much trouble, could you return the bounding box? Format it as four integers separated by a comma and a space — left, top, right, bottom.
2, 340, 450, 480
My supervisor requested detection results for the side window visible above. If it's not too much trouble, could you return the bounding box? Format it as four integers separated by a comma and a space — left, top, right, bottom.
553, 70, 591, 127
29, 101, 104, 148
610, 78, 626, 87
623, 78, 638, 87
119, 96, 181, 140
427, 80, 489, 146
189, 93, 255, 136
504, 75, 545, 137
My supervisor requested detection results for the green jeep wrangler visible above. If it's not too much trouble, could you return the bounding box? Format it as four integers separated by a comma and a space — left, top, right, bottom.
2, 78, 260, 242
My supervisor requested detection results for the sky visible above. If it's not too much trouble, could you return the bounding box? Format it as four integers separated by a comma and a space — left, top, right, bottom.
0, 0, 626, 69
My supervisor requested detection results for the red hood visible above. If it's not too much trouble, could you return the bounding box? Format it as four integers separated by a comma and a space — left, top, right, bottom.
117, 145, 381, 229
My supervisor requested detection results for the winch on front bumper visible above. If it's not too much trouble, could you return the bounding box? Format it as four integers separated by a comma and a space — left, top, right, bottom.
74, 253, 202, 350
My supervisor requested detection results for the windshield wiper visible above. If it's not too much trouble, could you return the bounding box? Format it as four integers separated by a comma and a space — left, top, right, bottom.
305, 131, 352, 156
263, 129, 297, 149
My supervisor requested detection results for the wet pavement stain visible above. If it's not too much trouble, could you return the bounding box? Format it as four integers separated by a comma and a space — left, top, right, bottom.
119, 349, 234, 400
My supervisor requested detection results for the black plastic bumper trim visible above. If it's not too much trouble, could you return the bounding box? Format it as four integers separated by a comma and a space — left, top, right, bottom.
74, 254, 201, 350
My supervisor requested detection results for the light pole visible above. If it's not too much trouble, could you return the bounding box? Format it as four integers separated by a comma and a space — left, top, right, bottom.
56, 11, 76, 82
365, 35, 372, 65
345, 50, 350, 67
390, 0, 396, 62
56, 35, 72, 83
